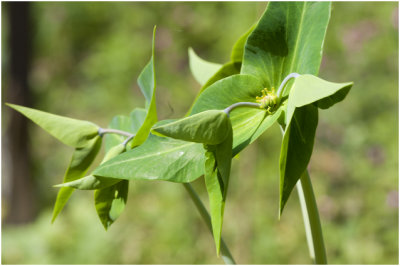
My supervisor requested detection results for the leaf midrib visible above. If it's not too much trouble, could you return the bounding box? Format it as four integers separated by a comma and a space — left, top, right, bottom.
96, 141, 197, 171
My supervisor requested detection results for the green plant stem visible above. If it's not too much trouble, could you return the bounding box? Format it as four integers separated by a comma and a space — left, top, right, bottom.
98, 128, 134, 137
183, 183, 236, 265
296, 170, 327, 264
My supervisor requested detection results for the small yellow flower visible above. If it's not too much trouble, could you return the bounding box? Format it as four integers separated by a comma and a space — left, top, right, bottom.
256, 87, 278, 114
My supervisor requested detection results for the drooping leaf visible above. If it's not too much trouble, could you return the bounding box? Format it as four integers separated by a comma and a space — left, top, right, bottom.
189, 47, 222, 86
279, 105, 318, 214
230, 23, 256, 62
241, 2, 331, 88
93, 134, 205, 183
51, 135, 102, 222
204, 148, 224, 255
95, 180, 129, 230
204, 124, 233, 255
152, 110, 230, 145
130, 27, 158, 148
56, 144, 126, 190
285, 74, 353, 125
7, 103, 99, 147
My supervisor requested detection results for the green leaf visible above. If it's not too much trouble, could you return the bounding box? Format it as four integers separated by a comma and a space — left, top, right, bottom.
190, 74, 280, 154
185, 62, 241, 116
189, 47, 222, 86
7, 103, 99, 147
204, 149, 224, 255
241, 2, 331, 88
131, 27, 158, 148
230, 23, 256, 62
104, 108, 147, 152
104, 115, 132, 152
152, 110, 230, 145
279, 105, 318, 214
204, 124, 233, 255
55, 174, 120, 190
55, 144, 126, 190
285, 74, 353, 125
51, 136, 102, 222
93, 134, 205, 183
94, 180, 129, 230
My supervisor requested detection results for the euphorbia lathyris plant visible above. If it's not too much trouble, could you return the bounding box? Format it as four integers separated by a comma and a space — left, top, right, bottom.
8, 2, 353, 264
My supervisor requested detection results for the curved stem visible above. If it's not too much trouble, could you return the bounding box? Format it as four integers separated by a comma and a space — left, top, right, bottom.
277, 72, 300, 98
183, 183, 236, 264
224, 102, 260, 115
98, 128, 134, 138
296, 170, 327, 264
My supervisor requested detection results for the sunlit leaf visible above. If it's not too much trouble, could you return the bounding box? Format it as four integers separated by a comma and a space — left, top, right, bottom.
152, 110, 230, 145
131, 26, 158, 148
189, 47, 222, 86
93, 135, 205, 183
7, 103, 99, 147
285, 74, 353, 125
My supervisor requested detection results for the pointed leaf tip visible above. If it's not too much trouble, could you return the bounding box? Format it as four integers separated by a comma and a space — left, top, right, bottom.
7, 103, 99, 147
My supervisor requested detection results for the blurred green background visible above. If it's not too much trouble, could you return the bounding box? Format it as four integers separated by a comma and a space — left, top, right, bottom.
1, 2, 398, 264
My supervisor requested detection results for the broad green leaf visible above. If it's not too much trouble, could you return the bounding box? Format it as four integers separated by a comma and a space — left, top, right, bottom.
189, 47, 222, 86
95, 180, 129, 230
131, 27, 158, 148
56, 144, 125, 190
204, 125, 233, 255
279, 105, 318, 214
93, 134, 205, 183
285, 74, 353, 125
190, 74, 281, 154
238, 1, 331, 215
51, 135, 102, 222
152, 110, 230, 145
185, 62, 241, 116
241, 2, 331, 88
230, 23, 256, 62
104, 108, 147, 152
7, 103, 99, 147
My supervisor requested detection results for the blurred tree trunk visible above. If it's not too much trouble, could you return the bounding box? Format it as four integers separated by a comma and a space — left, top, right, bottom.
3, 2, 37, 224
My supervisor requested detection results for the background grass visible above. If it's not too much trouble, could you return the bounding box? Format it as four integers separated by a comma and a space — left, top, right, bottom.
2, 2, 398, 264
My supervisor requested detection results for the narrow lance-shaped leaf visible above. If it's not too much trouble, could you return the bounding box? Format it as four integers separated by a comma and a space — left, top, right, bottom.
51, 135, 102, 222
130, 27, 158, 148
204, 123, 233, 255
6, 103, 99, 147
152, 110, 230, 145
189, 47, 222, 86
55, 144, 126, 190
279, 104, 318, 215
285, 74, 353, 125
